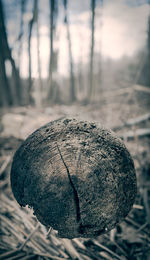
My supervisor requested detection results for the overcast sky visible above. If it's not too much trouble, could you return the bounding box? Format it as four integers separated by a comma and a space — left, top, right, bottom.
5, 0, 150, 78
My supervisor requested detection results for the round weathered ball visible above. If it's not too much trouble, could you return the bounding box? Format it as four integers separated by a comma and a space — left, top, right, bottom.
10, 118, 137, 238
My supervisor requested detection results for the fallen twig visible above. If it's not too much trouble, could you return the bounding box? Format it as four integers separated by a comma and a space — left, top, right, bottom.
0, 155, 11, 176
121, 128, 150, 140
61, 238, 83, 260
133, 204, 144, 210
136, 222, 148, 233
93, 239, 123, 260
113, 113, 150, 131
19, 223, 40, 250
133, 84, 150, 94
0, 249, 25, 259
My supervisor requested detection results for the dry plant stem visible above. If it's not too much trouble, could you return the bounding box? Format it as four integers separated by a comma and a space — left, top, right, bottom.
93, 240, 123, 260
0, 224, 40, 259
121, 128, 150, 140
0, 155, 11, 176
136, 222, 148, 232
142, 188, 150, 224
134, 246, 150, 256
34, 229, 58, 254
4, 252, 26, 260
133, 204, 143, 210
79, 254, 91, 260
112, 241, 128, 257
35, 236, 60, 256
125, 218, 150, 241
1, 217, 44, 253
0, 249, 21, 259
1, 209, 57, 257
32, 252, 68, 260
19, 223, 40, 250
46, 226, 53, 237
0, 179, 10, 189
113, 112, 150, 131
19, 255, 36, 260
61, 239, 83, 260
125, 217, 143, 229
0, 214, 25, 241
133, 84, 150, 93
78, 247, 100, 260
73, 238, 86, 250
49, 237, 69, 258
99, 251, 114, 260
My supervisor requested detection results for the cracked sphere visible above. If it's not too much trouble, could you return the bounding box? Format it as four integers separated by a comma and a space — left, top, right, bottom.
10, 118, 137, 238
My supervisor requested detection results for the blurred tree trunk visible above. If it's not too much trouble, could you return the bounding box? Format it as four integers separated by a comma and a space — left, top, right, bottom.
98, 0, 103, 95
88, 0, 96, 101
64, 0, 76, 102
36, 0, 43, 106
48, 0, 59, 103
78, 61, 84, 93
48, 0, 55, 100
28, 0, 37, 104
145, 15, 150, 86
0, 0, 22, 106
138, 16, 150, 87
148, 16, 150, 80
17, 0, 26, 71
0, 48, 12, 106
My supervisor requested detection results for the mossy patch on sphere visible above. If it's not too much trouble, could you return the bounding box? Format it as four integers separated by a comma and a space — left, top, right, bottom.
10, 118, 137, 238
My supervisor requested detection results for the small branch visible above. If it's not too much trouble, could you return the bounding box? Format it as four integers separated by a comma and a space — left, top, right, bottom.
113, 113, 150, 131
142, 188, 150, 224
19, 223, 40, 251
121, 128, 150, 140
61, 239, 83, 260
133, 204, 144, 210
0, 249, 23, 259
136, 222, 148, 233
93, 240, 123, 260
133, 84, 150, 93
126, 113, 150, 126
46, 226, 53, 238
0, 155, 11, 176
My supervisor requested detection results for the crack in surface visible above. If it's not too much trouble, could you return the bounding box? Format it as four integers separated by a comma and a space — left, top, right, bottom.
56, 143, 85, 234
56, 143, 104, 235
56, 143, 81, 223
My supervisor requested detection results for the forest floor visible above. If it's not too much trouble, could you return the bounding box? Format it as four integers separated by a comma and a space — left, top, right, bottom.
0, 87, 150, 260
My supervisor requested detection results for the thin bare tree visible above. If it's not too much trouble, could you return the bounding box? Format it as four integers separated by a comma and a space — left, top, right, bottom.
17, 0, 26, 71
138, 16, 150, 87
89, 0, 96, 101
63, 0, 76, 102
28, 0, 37, 104
98, 0, 103, 94
36, 0, 43, 105
0, 0, 12, 107
0, 0, 22, 106
48, 0, 58, 100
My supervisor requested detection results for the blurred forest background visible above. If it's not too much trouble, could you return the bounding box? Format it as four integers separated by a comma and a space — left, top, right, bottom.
1, 0, 150, 259
0, 0, 149, 107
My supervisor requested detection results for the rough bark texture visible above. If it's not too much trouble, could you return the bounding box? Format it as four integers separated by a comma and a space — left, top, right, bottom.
11, 118, 137, 238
